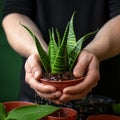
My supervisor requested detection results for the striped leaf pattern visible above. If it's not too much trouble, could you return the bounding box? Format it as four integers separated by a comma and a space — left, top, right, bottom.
35, 36, 50, 73
68, 30, 98, 70
67, 12, 76, 54
21, 24, 50, 73
51, 24, 69, 74
21, 13, 98, 74
48, 29, 58, 71
55, 28, 61, 48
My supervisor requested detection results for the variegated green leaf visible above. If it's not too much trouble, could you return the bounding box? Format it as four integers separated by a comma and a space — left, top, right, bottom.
0, 103, 6, 120
68, 30, 98, 70
67, 12, 76, 54
35, 37, 50, 72
55, 28, 61, 47
51, 24, 69, 74
21, 24, 50, 73
21, 14, 98, 75
48, 29, 58, 72
6, 105, 60, 120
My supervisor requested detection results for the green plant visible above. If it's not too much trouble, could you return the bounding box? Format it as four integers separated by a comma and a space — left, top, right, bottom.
21, 13, 97, 78
0, 102, 60, 120
112, 103, 120, 115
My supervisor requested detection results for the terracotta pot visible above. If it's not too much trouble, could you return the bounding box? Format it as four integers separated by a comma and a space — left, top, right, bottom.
3, 101, 34, 112
40, 77, 85, 92
87, 114, 120, 120
47, 107, 77, 120
3, 101, 77, 120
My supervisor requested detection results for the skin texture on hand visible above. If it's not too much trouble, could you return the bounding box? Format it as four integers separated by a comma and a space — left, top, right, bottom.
2, 12, 120, 105
24, 50, 100, 104
25, 54, 62, 103
58, 50, 100, 103
2, 13, 48, 57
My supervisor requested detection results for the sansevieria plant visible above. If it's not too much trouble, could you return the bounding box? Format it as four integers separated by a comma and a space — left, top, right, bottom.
21, 13, 97, 82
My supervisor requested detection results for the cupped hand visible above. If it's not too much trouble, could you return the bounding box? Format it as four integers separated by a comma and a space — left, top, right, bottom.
57, 50, 100, 103
24, 54, 62, 101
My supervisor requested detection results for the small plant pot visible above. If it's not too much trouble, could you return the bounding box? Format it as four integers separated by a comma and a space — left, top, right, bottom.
47, 107, 77, 120
40, 77, 85, 92
3, 101, 34, 112
87, 114, 120, 120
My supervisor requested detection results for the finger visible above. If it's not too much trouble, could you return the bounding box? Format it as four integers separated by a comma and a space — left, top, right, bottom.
49, 99, 64, 105
73, 50, 91, 78
59, 80, 89, 102
36, 90, 62, 100
64, 68, 99, 94
59, 92, 86, 102
25, 73, 57, 93
25, 54, 42, 80
25, 58, 32, 73
59, 67, 99, 102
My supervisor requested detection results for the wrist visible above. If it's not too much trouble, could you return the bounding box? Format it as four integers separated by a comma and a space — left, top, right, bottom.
82, 49, 100, 62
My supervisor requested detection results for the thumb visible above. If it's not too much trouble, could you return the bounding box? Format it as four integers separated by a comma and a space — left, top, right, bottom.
26, 54, 42, 80
73, 51, 89, 78
33, 69, 41, 80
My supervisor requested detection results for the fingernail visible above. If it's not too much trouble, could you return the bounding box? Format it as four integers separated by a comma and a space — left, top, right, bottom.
34, 70, 39, 79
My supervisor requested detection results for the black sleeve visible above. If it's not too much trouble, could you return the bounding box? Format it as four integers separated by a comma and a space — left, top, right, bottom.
2, 0, 35, 19
108, 0, 120, 18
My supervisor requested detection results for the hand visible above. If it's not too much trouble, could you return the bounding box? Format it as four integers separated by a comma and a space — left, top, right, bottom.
25, 54, 62, 102
57, 50, 100, 103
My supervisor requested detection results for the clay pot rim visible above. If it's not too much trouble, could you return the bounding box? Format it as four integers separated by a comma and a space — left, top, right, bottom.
48, 107, 77, 119
3, 101, 35, 112
40, 76, 85, 83
87, 114, 120, 120
3, 101, 35, 104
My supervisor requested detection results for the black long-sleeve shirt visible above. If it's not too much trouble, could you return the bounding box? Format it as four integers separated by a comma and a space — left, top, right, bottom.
2, 0, 120, 104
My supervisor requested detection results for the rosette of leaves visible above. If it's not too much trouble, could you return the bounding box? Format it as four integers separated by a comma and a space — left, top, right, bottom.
21, 13, 97, 78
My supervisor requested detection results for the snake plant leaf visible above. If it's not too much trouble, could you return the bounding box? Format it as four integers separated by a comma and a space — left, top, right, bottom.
35, 37, 50, 73
0, 103, 6, 120
68, 30, 98, 70
48, 29, 58, 71
51, 24, 69, 74
21, 24, 50, 73
6, 105, 60, 120
55, 28, 61, 48
67, 12, 76, 54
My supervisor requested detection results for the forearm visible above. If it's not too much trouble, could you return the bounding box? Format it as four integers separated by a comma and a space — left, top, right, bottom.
2, 13, 48, 57
84, 15, 120, 62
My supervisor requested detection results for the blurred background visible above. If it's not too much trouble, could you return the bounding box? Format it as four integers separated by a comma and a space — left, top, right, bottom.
0, 0, 22, 102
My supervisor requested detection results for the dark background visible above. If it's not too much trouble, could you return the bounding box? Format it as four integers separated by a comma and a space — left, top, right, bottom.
0, 0, 22, 102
